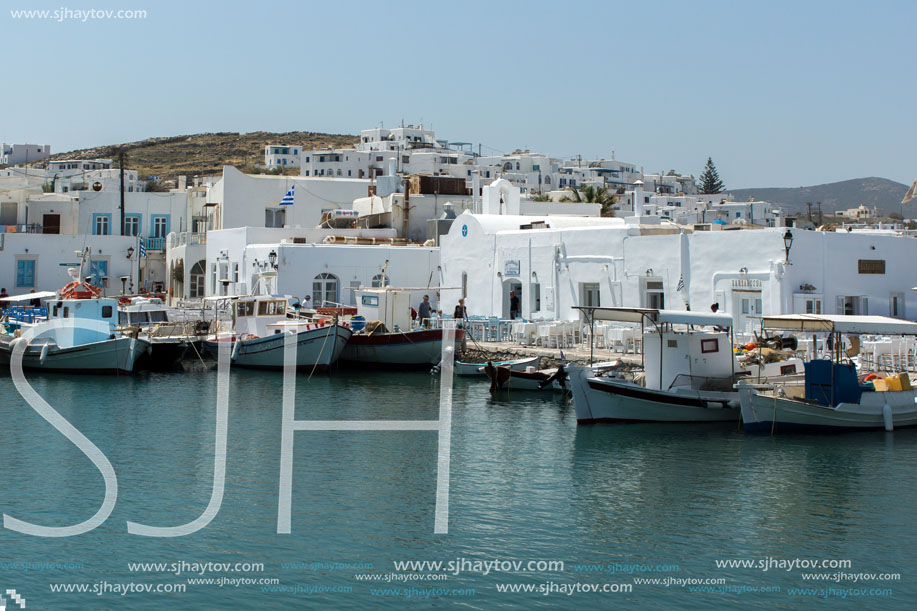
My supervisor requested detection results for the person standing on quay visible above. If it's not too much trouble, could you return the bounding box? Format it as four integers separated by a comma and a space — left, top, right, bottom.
509, 290, 521, 320
453, 298, 468, 326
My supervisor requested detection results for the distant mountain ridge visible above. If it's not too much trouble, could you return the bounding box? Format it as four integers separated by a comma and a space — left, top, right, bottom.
726, 177, 910, 217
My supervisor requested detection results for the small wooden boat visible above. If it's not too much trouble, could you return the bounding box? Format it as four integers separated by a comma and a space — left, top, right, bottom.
455, 355, 539, 377
484, 362, 569, 393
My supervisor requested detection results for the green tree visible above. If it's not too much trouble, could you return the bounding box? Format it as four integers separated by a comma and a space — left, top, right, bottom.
559, 184, 616, 217
698, 157, 725, 194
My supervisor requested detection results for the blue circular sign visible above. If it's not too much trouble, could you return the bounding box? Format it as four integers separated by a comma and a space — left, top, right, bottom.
461, 224, 468, 237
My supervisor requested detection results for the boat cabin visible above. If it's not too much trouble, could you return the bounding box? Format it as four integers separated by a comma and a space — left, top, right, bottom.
119, 297, 169, 327
42, 296, 120, 347
232, 295, 294, 337
355, 288, 412, 331
577, 306, 735, 391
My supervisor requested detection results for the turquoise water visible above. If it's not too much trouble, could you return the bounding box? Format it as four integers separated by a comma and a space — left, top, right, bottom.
1, 368, 915, 609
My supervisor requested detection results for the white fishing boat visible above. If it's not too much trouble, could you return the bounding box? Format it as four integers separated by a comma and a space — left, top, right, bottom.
569, 307, 745, 424
205, 294, 351, 371
737, 314, 917, 433
0, 282, 150, 374
455, 355, 540, 376
118, 297, 202, 368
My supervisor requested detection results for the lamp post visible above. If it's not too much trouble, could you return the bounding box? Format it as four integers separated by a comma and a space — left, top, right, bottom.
783, 229, 794, 264
126, 246, 135, 293
268, 249, 278, 270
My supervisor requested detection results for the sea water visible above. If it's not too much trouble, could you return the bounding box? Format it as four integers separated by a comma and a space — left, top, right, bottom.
0, 368, 915, 609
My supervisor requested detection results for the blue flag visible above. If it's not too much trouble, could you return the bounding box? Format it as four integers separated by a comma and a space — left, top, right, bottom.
280, 184, 295, 206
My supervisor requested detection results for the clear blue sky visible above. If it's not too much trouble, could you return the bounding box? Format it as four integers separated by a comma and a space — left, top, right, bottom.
3, 0, 915, 188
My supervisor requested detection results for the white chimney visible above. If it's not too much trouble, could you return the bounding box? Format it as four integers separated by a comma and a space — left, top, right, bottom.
634, 180, 644, 217
472, 171, 481, 213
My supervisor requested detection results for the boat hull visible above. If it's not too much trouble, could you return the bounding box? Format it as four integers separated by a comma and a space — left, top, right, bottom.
0, 336, 151, 374
206, 324, 351, 371
341, 329, 463, 367
485, 363, 568, 392
738, 386, 917, 433
455, 356, 539, 377
136, 339, 190, 370
569, 365, 739, 424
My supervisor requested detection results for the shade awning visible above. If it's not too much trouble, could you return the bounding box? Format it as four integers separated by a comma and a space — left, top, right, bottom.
760, 314, 917, 335
574, 306, 733, 327
0, 291, 58, 303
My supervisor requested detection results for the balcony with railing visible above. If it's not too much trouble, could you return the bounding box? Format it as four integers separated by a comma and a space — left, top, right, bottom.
0, 223, 43, 234
146, 236, 165, 251
168, 232, 207, 249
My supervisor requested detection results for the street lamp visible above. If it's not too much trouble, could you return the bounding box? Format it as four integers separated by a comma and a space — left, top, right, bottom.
783, 229, 794, 263
268, 250, 278, 269
126, 246, 135, 294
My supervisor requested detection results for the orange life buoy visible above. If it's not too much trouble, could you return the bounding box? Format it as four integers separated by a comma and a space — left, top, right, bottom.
744, 342, 757, 351
864, 373, 880, 382
60, 281, 102, 299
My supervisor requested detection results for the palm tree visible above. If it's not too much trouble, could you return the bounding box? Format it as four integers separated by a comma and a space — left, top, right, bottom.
559, 184, 616, 217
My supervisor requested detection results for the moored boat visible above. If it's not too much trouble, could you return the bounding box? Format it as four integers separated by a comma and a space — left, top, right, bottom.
118, 297, 203, 368
455, 355, 539, 376
340, 288, 463, 367
205, 294, 351, 371
0, 281, 150, 374
569, 307, 745, 424
737, 314, 917, 433
484, 362, 569, 392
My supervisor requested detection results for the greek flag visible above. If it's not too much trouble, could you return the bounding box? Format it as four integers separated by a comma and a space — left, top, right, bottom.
280, 184, 295, 206
139, 237, 147, 258
676, 274, 685, 292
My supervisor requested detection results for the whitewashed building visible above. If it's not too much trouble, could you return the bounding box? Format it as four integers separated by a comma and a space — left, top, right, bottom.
440, 211, 917, 329
209, 166, 372, 230
1, 143, 50, 166
200, 226, 439, 310
264, 145, 302, 169
0, 232, 139, 295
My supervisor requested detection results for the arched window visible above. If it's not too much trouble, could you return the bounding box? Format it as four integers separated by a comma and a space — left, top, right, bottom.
312, 273, 339, 306
515, 162, 520, 170
371, 273, 390, 288
544, 176, 551, 185
503, 162, 513, 171
190, 260, 206, 298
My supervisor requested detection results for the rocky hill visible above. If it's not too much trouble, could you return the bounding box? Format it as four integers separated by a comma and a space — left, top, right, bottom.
47, 131, 359, 184
726, 177, 910, 217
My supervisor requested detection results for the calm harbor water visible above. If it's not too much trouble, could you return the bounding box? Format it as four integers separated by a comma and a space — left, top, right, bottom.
1, 367, 915, 609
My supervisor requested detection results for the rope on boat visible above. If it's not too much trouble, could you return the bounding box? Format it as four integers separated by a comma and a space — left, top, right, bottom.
307, 324, 334, 382
188, 338, 209, 371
